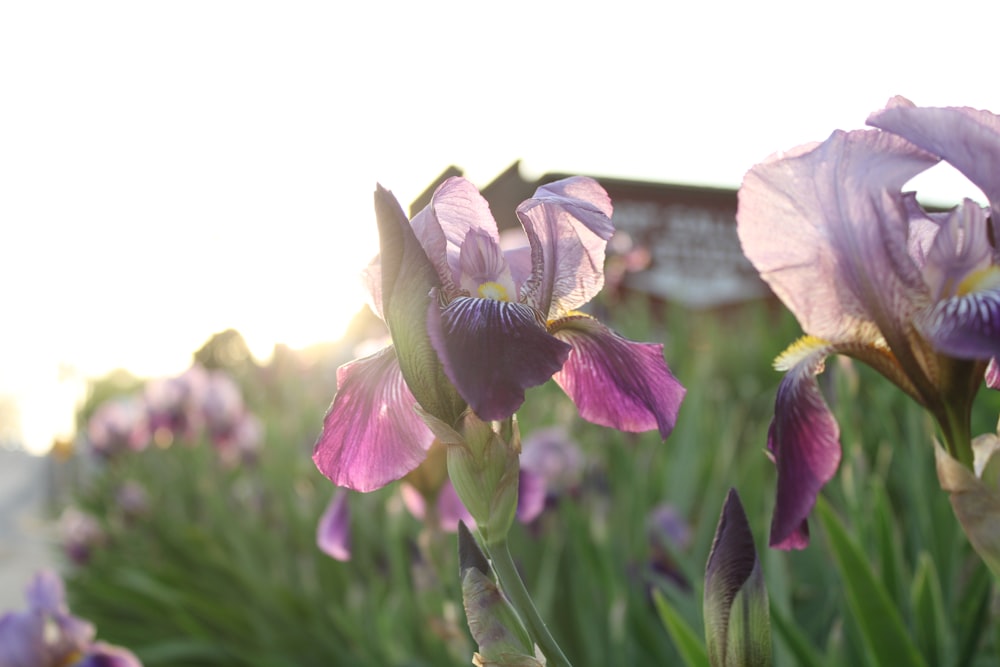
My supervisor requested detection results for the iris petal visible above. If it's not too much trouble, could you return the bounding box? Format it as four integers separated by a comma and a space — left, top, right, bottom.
868, 96, 1000, 247
919, 275, 1000, 361
768, 338, 842, 549
737, 129, 937, 346
548, 314, 685, 439
312, 346, 434, 492
516, 176, 615, 317
987, 358, 1000, 390
427, 295, 571, 421
410, 177, 500, 294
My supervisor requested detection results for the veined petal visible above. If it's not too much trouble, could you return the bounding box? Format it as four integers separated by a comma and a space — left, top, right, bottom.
737, 129, 937, 346
868, 97, 1000, 250
410, 176, 500, 294
768, 337, 842, 549
918, 267, 1000, 361
516, 176, 615, 318
316, 489, 351, 561
427, 295, 571, 421
312, 346, 434, 492
458, 228, 516, 299
548, 314, 685, 439
920, 200, 993, 301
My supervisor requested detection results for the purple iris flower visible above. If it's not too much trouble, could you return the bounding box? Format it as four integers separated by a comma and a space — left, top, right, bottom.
0, 570, 141, 667
737, 96, 1000, 549
314, 176, 685, 492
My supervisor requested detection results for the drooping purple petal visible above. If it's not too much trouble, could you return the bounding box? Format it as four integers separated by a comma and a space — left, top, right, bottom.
516, 176, 615, 318
737, 129, 938, 347
409, 177, 500, 294
868, 96, 1000, 249
75, 642, 144, 667
316, 489, 351, 561
768, 339, 842, 549
918, 277, 1000, 361
313, 346, 434, 492
427, 294, 570, 421
548, 314, 684, 439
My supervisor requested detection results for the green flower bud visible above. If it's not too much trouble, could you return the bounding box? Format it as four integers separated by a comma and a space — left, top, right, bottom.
704, 489, 771, 667
375, 185, 465, 426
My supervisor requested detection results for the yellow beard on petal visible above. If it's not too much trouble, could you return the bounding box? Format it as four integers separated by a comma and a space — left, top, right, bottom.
957, 265, 1000, 296
773, 335, 830, 372
477, 282, 509, 301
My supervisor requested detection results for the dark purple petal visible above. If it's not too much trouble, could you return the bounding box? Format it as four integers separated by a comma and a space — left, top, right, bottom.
316, 489, 351, 561
312, 346, 434, 492
548, 314, 685, 439
737, 129, 937, 346
516, 177, 615, 317
918, 276, 1000, 361
768, 340, 842, 549
868, 97, 1000, 250
427, 295, 571, 421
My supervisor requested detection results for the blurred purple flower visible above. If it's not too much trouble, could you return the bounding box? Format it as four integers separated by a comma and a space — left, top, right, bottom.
316, 489, 351, 561
519, 426, 585, 498
646, 503, 692, 589
86, 397, 149, 458
314, 177, 686, 492
0, 570, 141, 667
58, 507, 106, 566
115, 481, 150, 521
737, 96, 1000, 549
143, 364, 209, 446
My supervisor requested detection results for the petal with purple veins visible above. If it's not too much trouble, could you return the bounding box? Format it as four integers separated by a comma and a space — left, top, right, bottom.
312, 346, 434, 492
548, 314, 685, 439
768, 337, 842, 549
918, 269, 1000, 361
427, 295, 570, 421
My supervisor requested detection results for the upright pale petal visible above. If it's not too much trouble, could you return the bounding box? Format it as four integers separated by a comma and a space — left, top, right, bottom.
549, 314, 684, 439
428, 294, 570, 421
516, 176, 615, 318
313, 346, 434, 492
737, 130, 938, 346
409, 176, 500, 294
868, 97, 1000, 249
768, 338, 842, 549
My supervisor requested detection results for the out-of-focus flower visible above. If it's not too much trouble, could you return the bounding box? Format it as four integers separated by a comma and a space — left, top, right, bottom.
143, 365, 209, 447
314, 177, 686, 493
316, 489, 351, 561
646, 503, 692, 589
703, 489, 771, 667
0, 570, 142, 667
86, 397, 149, 458
519, 426, 585, 498
737, 96, 1000, 549
58, 507, 106, 566
115, 481, 150, 521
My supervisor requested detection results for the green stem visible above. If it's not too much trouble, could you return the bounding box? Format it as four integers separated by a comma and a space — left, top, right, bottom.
940, 402, 974, 470
487, 537, 574, 667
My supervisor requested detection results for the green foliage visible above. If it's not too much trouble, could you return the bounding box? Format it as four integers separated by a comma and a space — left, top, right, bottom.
52, 297, 1000, 665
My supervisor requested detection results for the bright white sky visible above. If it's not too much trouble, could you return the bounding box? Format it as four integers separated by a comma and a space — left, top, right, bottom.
1, 0, 996, 452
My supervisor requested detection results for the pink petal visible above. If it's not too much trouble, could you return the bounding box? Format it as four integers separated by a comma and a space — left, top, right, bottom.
768, 341, 842, 550
517, 468, 547, 523
516, 176, 615, 318
549, 314, 685, 439
986, 358, 1000, 389
737, 129, 937, 346
312, 346, 434, 492
427, 295, 570, 421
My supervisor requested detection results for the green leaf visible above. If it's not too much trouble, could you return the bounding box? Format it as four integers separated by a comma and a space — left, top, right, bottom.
652, 588, 710, 667
768, 603, 825, 667
910, 552, 951, 666
815, 496, 927, 667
